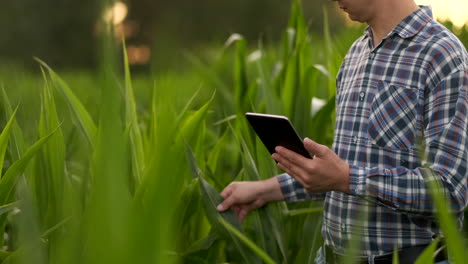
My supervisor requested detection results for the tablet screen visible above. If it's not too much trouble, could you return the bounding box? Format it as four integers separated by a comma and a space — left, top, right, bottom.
245, 112, 312, 159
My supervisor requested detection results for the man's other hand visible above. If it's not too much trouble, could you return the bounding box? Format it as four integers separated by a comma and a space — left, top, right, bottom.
216, 177, 283, 222
272, 137, 350, 193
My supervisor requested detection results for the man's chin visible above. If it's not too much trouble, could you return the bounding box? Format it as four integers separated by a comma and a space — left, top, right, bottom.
347, 14, 363, 23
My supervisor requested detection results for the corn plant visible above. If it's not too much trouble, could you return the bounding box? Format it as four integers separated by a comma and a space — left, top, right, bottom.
0, 0, 467, 263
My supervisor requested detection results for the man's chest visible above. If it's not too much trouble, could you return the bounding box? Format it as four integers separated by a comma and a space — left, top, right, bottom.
335, 41, 427, 152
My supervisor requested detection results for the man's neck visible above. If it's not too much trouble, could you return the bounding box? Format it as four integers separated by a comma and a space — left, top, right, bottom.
367, 0, 419, 47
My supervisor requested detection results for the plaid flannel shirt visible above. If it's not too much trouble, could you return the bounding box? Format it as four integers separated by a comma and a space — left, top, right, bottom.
278, 6, 468, 256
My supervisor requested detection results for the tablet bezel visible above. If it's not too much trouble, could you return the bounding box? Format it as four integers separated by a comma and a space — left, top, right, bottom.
245, 112, 312, 159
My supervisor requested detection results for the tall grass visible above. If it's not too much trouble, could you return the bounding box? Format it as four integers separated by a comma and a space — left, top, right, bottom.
0, 0, 467, 263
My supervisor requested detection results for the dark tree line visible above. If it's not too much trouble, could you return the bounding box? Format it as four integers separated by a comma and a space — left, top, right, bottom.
0, 0, 343, 70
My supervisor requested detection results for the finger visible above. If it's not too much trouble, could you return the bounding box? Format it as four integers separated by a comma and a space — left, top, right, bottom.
217, 193, 237, 212
273, 150, 307, 180
276, 160, 307, 185
304, 138, 327, 158
239, 208, 250, 222
238, 205, 250, 222
232, 205, 241, 220
238, 200, 264, 222
220, 183, 235, 199
232, 205, 240, 215
276, 160, 293, 175
274, 146, 309, 167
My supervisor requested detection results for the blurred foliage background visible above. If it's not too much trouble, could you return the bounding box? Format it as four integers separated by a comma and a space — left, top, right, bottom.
0, 0, 346, 71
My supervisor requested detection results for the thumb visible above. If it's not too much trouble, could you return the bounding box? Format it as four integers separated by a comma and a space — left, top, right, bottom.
304, 137, 327, 158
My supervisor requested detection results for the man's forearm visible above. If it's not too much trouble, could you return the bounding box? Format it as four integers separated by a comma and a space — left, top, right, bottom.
259, 176, 285, 203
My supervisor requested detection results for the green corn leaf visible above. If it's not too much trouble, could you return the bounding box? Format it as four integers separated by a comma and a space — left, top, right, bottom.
0, 107, 18, 178
122, 38, 145, 187
204, 166, 229, 197
233, 36, 249, 114
424, 169, 468, 263
237, 131, 260, 181
254, 137, 289, 263
0, 201, 19, 216
34, 58, 97, 148
312, 64, 334, 80
288, 0, 307, 46
177, 91, 215, 146
254, 136, 276, 180
185, 142, 202, 180
293, 43, 313, 133
414, 238, 439, 264
183, 233, 219, 256
263, 205, 289, 264
218, 217, 275, 264
282, 28, 296, 64
176, 93, 213, 174
393, 245, 399, 264
229, 115, 256, 161
283, 0, 306, 58
254, 54, 282, 114
225, 34, 250, 113
215, 128, 282, 262
302, 208, 324, 264
0, 129, 57, 264
176, 88, 202, 124
198, 173, 260, 263
0, 249, 10, 261
206, 127, 229, 177
41, 216, 72, 239
282, 53, 298, 117
287, 207, 323, 216
229, 123, 268, 258
175, 177, 203, 236
0, 128, 57, 205
183, 53, 231, 110
322, 7, 339, 97
1, 88, 26, 161
199, 174, 243, 234
37, 68, 67, 225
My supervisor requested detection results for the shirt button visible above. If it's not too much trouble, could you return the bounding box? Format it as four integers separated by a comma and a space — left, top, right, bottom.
369, 52, 375, 59
341, 224, 346, 231
353, 136, 358, 143
359, 91, 365, 101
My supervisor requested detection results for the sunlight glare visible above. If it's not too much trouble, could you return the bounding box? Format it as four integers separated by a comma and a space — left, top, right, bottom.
416, 0, 468, 27
104, 1, 128, 25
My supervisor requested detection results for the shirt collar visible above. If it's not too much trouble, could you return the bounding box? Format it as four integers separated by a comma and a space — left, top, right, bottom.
364, 6, 433, 39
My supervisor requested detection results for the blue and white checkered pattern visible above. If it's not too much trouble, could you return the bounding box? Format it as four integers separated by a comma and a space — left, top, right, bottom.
278, 6, 468, 256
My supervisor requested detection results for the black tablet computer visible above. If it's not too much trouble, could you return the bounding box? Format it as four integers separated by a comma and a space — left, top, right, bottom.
245, 112, 312, 159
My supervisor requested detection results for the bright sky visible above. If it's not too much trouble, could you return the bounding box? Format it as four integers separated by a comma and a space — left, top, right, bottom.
416, 0, 468, 26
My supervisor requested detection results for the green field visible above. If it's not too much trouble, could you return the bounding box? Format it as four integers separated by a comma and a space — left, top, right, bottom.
1, 1, 468, 263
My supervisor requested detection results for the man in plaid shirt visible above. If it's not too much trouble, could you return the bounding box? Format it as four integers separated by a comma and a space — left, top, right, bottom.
217, 0, 468, 263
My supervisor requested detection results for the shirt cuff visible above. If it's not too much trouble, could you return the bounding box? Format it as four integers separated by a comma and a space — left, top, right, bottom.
349, 164, 367, 195
277, 173, 300, 202
277, 173, 326, 202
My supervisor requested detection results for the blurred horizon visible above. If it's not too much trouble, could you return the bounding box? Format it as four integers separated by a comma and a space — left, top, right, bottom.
0, 0, 466, 74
